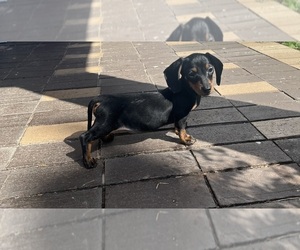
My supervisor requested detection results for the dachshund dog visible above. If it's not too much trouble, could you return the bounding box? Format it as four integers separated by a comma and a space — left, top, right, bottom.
79, 53, 223, 168
167, 17, 223, 42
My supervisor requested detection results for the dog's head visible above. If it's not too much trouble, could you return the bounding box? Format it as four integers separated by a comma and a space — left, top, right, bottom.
163, 53, 223, 96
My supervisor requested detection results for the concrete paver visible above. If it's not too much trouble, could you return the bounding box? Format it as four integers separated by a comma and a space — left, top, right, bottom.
193, 141, 291, 172
105, 151, 200, 184
105, 209, 217, 250
0, 188, 103, 208
207, 163, 300, 206
210, 208, 300, 246
253, 117, 300, 139
105, 175, 216, 208
276, 138, 300, 164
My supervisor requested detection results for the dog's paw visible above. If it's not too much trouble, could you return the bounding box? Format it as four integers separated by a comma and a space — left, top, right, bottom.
178, 129, 196, 145
83, 157, 98, 169
181, 135, 196, 145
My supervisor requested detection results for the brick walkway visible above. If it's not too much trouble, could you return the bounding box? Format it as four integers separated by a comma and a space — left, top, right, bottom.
1, 41, 299, 209
0, 0, 299, 41
1, 0, 300, 248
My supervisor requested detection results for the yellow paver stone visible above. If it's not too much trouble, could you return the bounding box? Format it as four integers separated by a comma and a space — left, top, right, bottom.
64, 52, 102, 60
223, 63, 239, 70
20, 122, 87, 145
215, 81, 279, 96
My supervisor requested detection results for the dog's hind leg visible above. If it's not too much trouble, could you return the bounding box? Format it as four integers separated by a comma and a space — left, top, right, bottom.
79, 122, 113, 169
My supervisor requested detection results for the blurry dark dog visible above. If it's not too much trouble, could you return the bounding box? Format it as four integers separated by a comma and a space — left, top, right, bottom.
167, 17, 223, 42
79, 53, 223, 168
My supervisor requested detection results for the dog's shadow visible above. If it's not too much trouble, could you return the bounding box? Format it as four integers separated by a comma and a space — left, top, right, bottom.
64, 128, 184, 168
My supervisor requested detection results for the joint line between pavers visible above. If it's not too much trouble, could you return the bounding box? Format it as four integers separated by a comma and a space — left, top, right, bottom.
189, 150, 221, 207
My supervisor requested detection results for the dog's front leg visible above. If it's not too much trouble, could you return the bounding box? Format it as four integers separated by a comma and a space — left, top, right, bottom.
175, 118, 195, 145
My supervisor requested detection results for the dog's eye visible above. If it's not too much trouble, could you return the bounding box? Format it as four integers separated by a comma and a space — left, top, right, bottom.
188, 71, 196, 78
207, 66, 214, 75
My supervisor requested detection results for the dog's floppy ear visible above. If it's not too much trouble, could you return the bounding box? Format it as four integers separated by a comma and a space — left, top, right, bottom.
205, 52, 223, 85
163, 57, 184, 93
205, 17, 223, 42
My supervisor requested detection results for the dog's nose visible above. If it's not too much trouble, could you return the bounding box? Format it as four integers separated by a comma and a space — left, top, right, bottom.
202, 87, 211, 95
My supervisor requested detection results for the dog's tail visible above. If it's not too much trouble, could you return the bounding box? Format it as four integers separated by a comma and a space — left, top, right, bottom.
87, 97, 101, 130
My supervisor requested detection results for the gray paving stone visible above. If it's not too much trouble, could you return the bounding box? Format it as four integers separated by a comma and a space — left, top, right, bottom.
241, 198, 300, 208
0, 213, 103, 250
253, 117, 300, 139
105, 175, 216, 208
101, 130, 186, 158
0, 126, 25, 146
257, 69, 300, 82
7, 68, 54, 79
221, 69, 262, 85
35, 97, 90, 112
0, 147, 16, 170
0, 209, 104, 237
230, 235, 300, 250
0, 77, 48, 93
0, 171, 9, 191
0, 188, 102, 208
29, 107, 87, 126
210, 209, 300, 246
193, 141, 291, 172
228, 92, 294, 107
44, 78, 99, 91
105, 209, 217, 250
0, 101, 38, 116
105, 150, 200, 185
238, 102, 300, 121
189, 123, 264, 147
276, 138, 300, 164
1, 162, 102, 200
8, 141, 83, 168
207, 163, 300, 206
197, 94, 233, 109
0, 113, 31, 128
189, 107, 246, 126
0, 86, 42, 104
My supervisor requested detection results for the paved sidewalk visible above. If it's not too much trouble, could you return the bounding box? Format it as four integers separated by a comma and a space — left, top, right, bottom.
0, 0, 299, 41
1, 209, 300, 249
0, 41, 299, 208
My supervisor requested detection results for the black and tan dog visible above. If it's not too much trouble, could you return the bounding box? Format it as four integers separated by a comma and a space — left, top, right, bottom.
79, 53, 223, 168
167, 17, 223, 42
